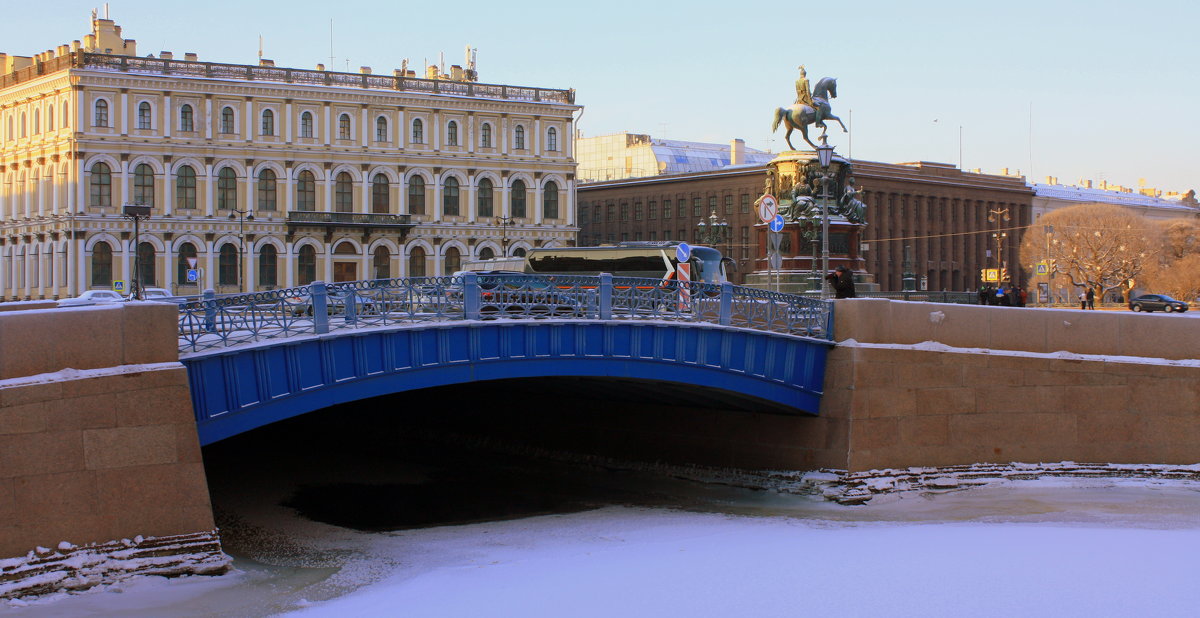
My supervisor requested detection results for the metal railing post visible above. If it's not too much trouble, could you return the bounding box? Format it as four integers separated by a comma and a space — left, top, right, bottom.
463, 272, 481, 320
312, 281, 329, 334
599, 273, 613, 320
719, 281, 733, 326
202, 289, 216, 333
343, 286, 357, 325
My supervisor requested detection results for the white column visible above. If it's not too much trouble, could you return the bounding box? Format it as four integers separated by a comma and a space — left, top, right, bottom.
360, 107, 369, 147
120, 160, 130, 207
323, 105, 331, 146
121, 237, 132, 290
23, 174, 31, 218
361, 174, 370, 214
397, 173, 407, 215
119, 91, 128, 136
566, 179, 576, 226
204, 241, 216, 291
244, 238, 255, 292
52, 167, 61, 215
323, 173, 333, 212
500, 117, 508, 155
204, 98, 213, 139
49, 244, 58, 298
566, 117, 575, 159
534, 118, 542, 157
284, 167, 294, 211
500, 184, 511, 218
163, 237, 174, 293
204, 164, 215, 217
284, 241, 295, 288
77, 93, 86, 133
163, 165, 174, 216
432, 111, 440, 150
533, 184, 543, 225
467, 175, 477, 223
322, 245, 333, 282
433, 177, 443, 221
395, 109, 404, 150
73, 237, 84, 296
163, 95, 172, 138
244, 100, 253, 142
284, 101, 293, 143
37, 168, 47, 217
75, 161, 85, 212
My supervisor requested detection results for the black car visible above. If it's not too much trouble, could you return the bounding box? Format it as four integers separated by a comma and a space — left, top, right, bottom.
1128, 294, 1189, 313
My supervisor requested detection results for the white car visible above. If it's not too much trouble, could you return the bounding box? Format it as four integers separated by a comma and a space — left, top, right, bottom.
130, 287, 184, 302
58, 290, 125, 307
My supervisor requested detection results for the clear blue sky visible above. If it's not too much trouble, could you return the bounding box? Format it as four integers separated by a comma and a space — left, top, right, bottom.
10, 1, 1198, 192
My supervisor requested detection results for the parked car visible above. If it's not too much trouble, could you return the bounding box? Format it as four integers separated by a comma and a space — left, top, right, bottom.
58, 290, 125, 307
1128, 294, 1189, 313
287, 289, 378, 317
130, 287, 186, 303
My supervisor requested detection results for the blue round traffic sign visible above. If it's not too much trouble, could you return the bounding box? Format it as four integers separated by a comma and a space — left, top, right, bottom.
676, 242, 691, 262
768, 215, 785, 232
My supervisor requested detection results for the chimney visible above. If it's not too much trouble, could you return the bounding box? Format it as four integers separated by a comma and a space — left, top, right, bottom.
359, 66, 372, 74
184, 52, 198, 62
1001, 167, 1009, 176
160, 51, 173, 60
316, 63, 325, 71
258, 58, 274, 67
730, 139, 745, 166
450, 65, 464, 81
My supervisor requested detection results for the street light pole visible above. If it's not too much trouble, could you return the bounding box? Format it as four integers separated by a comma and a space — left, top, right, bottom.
815, 136, 835, 300
495, 216, 515, 256
122, 203, 151, 300
228, 209, 254, 293
695, 208, 730, 248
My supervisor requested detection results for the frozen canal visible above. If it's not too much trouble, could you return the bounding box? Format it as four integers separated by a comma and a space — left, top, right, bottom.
6, 395, 1200, 617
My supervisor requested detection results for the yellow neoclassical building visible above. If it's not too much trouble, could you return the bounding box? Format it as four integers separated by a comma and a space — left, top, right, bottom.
1, 16, 579, 299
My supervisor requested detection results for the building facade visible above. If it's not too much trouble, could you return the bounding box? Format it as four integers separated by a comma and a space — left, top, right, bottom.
1, 17, 580, 300
578, 159, 1035, 291
576, 132, 774, 183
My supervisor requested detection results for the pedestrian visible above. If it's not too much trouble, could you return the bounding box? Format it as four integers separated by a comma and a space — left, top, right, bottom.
998, 286, 1011, 306
832, 265, 856, 299
1086, 288, 1095, 310
978, 285, 989, 305
1018, 287, 1028, 307
1079, 291, 1087, 310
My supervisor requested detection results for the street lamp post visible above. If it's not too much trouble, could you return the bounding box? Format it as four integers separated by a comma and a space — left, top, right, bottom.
122, 203, 151, 300
495, 216, 515, 256
228, 209, 254, 293
695, 208, 730, 248
815, 136, 835, 299
988, 206, 1010, 277
1044, 224, 1054, 305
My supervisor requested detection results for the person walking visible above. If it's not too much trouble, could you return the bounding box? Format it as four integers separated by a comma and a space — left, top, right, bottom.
1086, 288, 1095, 310
1079, 291, 1087, 310
831, 265, 856, 299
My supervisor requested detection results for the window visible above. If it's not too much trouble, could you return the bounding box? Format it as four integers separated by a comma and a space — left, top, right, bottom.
62, 102, 69, 128
411, 118, 423, 143
218, 244, 238, 286
335, 172, 353, 212
176, 243, 197, 285
372, 247, 390, 280
514, 125, 525, 149
94, 100, 108, 127
447, 121, 458, 146
635, 203, 643, 221
89, 162, 111, 207
740, 226, 750, 259
375, 116, 388, 142
543, 181, 559, 219
297, 170, 316, 211
371, 174, 389, 214
708, 196, 717, 216
19, 112, 26, 137
477, 178, 493, 217
176, 165, 197, 209
137, 242, 155, 287
408, 246, 426, 277
445, 247, 462, 273
133, 164, 154, 207
511, 179, 527, 218
724, 195, 733, 215
46, 105, 53, 131
298, 245, 317, 285
257, 169, 277, 211
137, 102, 152, 130
217, 167, 237, 210
663, 199, 672, 219
300, 111, 313, 138
648, 201, 657, 220
443, 177, 460, 216
547, 127, 558, 151
32, 110, 39, 134
693, 198, 702, 217
481, 123, 492, 147
261, 109, 274, 136
620, 204, 629, 222
606, 204, 614, 222
90, 241, 113, 286
180, 104, 194, 132
740, 193, 750, 213
220, 107, 234, 134
259, 245, 278, 288
478, 247, 495, 261
338, 113, 351, 140
408, 176, 426, 215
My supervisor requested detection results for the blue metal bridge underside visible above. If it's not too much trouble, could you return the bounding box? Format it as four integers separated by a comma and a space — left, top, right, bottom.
184, 321, 830, 446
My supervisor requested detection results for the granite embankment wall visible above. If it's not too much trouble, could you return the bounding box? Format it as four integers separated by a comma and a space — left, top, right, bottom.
0, 303, 224, 579
824, 299, 1200, 471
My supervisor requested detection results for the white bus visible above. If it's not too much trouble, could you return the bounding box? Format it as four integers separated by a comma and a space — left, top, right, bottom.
522, 242, 731, 284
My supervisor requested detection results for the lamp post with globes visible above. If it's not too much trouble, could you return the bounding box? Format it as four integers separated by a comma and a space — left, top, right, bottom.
814, 136, 836, 299
228, 208, 254, 293
695, 208, 730, 249
495, 216, 515, 256
122, 203, 151, 300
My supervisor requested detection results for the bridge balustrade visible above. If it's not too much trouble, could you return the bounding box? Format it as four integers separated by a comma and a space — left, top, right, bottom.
177, 274, 833, 354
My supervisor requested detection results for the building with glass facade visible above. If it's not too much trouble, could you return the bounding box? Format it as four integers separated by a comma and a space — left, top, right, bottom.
575, 132, 773, 183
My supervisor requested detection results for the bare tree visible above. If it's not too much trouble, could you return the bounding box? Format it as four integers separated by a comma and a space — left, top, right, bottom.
1158, 219, 1200, 260
1019, 203, 1156, 301
1143, 254, 1200, 303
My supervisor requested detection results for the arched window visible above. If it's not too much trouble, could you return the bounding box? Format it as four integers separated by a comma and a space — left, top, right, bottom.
176, 242, 197, 285
547, 127, 558, 151
300, 111, 313, 138
372, 246, 390, 280
137, 242, 155, 287
481, 122, 492, 147
220, 107, 234, 134
176, 165, 197, 209
408, 246, 426, 278
511, 179, 527, 219
408, 176, 426, 215
371, 173, 390, 214
543, 181, 560, 219
259, 244, 278, 288
478, 246, 495, 261
261, 109, 274, 136
19, 112, 26, 137
375, 116, 388, 142
32, 110, 39, 134
137, 102, 152, 130
62, 102, 69, 128
180, 104, 194, 132
445, 246, 462, 274
335, 172, 353, 212
89, 162, 112, 207
257, 169, 277, 211
90, 241, 113, 287
218, 244, 238, 286
94, 100, 108, 127
477, 177, 494, 218
411, 118, 423, 143
46, 105, 53, 131
298, 245, 317, 285
447, 121, 458, 146
443, 177, 460, 216
514, 125, 525, 150
338, 114, 351, 140
133, 164, 155, 207
297, 170, 316, 211
217, 167, 237, 210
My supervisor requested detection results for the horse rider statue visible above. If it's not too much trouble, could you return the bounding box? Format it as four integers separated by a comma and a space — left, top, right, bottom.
772, 66, 847, 150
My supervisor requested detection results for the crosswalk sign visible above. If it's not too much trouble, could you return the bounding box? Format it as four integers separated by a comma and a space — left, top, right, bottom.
1036, 262, 1049, 275
112, 280, 126, 293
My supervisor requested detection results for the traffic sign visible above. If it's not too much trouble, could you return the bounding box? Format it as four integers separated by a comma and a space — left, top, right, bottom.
186, 269, 199, 283
1035, 262, 1049, 275
112, 280, 126, 293
768, 214, 785, 233
186, 257, 198, 269
675, 242, 691, 262
757, 194, 778, 223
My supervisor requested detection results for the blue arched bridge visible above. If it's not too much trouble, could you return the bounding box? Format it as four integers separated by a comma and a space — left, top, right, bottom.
178, 274, 834, 445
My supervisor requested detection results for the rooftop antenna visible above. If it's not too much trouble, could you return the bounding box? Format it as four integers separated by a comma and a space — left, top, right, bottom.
257, 35, 263, 61
104, 2, 109, 19
439, 51, 445, 75
328, 19, 334, 70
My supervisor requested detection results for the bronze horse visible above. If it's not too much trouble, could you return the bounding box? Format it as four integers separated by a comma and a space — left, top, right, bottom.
771, 77, 847, 150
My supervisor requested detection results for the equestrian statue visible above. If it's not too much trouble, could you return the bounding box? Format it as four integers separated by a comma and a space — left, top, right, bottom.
771, 65, 847, 151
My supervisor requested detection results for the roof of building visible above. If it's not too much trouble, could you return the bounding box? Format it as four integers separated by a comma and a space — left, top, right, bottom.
1031, 183, 1199, 213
